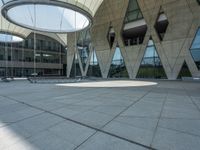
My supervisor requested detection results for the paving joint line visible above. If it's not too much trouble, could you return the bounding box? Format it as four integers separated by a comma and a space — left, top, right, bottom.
1, 94, 157, 150
181, 85, 200, 113
73, 131, 98, 150
158, 126, 200, 138
99, 90, 153, 129
73, 89, 154, 150
150, 89, 169, 147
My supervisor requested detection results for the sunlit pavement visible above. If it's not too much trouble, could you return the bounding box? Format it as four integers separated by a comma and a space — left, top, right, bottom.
0, 80, 200, 150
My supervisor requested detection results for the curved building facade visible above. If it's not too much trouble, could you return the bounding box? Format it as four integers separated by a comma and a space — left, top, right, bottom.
68, 0, 200, 80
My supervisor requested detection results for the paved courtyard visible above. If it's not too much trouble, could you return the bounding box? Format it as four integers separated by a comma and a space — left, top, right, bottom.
0, 80, 200, 150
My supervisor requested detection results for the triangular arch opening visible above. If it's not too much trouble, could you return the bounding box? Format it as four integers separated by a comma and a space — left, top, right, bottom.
77, 29, 91, 70
87, 50, 102, 78
190, 28, 200, 70
70, 53, 82, 78
177, 61, 192, 79
137, 38, 167, 79
108, 47, 129, 78
107, 26, 116, 49
154, 7, 169, 41
122, 0, 147, 46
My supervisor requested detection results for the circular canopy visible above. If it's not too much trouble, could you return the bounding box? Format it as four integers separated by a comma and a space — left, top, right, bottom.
0, 1, 31, 39
0, 33, 23, 43
2, 1, 93, 33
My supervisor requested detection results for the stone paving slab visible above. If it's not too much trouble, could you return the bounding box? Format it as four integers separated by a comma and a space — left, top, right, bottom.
152, 127, 200, 150
102, 120, 155, 146
76, 132, 148, 150
0, 80, 200, 150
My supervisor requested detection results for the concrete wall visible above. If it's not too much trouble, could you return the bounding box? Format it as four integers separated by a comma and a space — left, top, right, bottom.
67, 0, 200, 79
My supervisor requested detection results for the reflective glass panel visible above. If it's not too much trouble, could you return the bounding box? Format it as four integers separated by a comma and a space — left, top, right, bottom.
137, 39, 167, 79
108, 47, 129, 78
191, 29, 200, 49
70, 54, 82, 78
190, 28, 200, 69
124, 0, 143, 23
78, 29, 91, 70
177, 62, 192, 79
87, 50, 102, 77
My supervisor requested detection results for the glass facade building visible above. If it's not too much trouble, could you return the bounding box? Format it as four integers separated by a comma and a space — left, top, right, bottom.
108, 47, 129, 78
78, 29, 91, 70
137, 39, 167, 79
0, 33, 66, 77
87, 50, 102, 78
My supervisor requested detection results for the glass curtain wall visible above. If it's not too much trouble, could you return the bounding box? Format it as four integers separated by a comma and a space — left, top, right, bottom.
137, 39, 167, 79
190, 28, 200, 70
0, 33, 66, 77
122, 0, 147, 46
124, 0, 143, 23
177, 62, 192, 79
70, 53, 82, 78
78, 29, 90, 70
87, 50, 102, 77
108, 47, 129, 78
